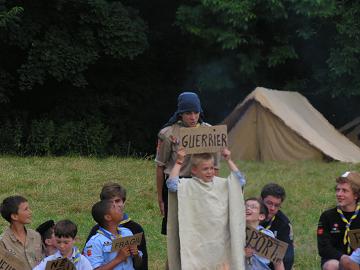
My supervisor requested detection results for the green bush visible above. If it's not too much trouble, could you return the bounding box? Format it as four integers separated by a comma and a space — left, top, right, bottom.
0, 117, 112, 156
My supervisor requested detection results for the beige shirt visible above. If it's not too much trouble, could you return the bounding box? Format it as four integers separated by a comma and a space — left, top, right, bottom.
0, 227, 43, 270
155, 121, 220, 176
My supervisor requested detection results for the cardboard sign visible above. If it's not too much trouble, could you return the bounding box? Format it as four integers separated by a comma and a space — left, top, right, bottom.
0, 246, 25, 270
245, 226, 288, 263
179, 125, 227, 154
349, 229, 360, 250
45, 258, 75, 270
111, 232, 143, 252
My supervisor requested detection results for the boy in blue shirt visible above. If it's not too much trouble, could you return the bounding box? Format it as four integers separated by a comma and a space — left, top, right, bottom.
84, 200, 141, 270
33, 219, 92, 270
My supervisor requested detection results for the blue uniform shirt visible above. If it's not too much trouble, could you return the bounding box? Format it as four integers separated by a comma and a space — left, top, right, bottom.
33, 247, 92, 270
83, 227, 135, 270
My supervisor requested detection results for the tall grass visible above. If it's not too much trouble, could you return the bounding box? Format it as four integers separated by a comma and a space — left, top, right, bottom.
0, 156, 359, 269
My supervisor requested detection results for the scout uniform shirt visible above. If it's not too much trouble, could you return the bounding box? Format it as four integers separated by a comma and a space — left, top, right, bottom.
84, 226, 136, 270
0, 227, 43, 270
33, 247, 93, 270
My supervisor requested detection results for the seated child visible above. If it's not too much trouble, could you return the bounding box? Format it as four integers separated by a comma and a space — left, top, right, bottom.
84, 182, 148, 270
36, 219, 57, 256
0, 195, 43, 270
166, 148, 246, 269
245, 197, 285, 270
84, 200, 142, 270
33, 219, 92, 270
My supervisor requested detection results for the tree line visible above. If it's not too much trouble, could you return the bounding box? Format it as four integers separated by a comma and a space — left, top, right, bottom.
0, 0, 359, 156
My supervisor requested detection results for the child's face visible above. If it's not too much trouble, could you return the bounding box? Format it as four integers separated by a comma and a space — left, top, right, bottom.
55, 236, 75, 257
45, 230, 57, 248
191, 159, 215, 182
12, 201, 32, 224
245, 200, 265, 223
262, 195, 282, 220
107, 202, 124, 223
110, 196, 125, 213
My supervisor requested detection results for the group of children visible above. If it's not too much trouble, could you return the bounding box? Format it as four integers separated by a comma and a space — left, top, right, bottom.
1, 147, 288, 270
0, 182, 147, 270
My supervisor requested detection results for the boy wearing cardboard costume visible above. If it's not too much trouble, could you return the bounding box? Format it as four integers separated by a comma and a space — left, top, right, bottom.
166, 148, 245, 269
0, 195, 43, 269
318, 171, 360, 270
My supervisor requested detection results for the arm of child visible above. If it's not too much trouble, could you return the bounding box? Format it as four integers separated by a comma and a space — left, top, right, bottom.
93, 247, 130, 270
273, 260, 285, 270
167, 148, 186, 192
221, 148, 246, 187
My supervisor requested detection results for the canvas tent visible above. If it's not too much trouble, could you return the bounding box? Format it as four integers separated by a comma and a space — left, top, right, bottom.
223, 87, 360, 162
339, 117, 360, 148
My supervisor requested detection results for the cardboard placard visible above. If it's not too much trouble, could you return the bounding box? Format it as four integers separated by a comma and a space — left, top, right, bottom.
179, 125, 227, 154
111, 232, 143, 252
349, 229, 360, 250
0, 246, 25, 270
246, 226, 288, 263
45, 258, 75, 270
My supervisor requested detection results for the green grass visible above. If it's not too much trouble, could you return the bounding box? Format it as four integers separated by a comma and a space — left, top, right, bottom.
0, 156, 359, 270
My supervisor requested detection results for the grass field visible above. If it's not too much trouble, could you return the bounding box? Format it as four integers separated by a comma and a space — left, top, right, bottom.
0, 156, 359, 269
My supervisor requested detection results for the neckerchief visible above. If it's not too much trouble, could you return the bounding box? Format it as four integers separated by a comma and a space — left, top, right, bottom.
337, 204, 360, 254
97, 226, 122, 241
120, 213, 131, 225
265, 216, 276, 230
58, 247, 81, 266
71, 247, 81, 265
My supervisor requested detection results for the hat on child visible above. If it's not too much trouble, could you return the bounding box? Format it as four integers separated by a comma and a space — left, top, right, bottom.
36, 219, 55, 236
337, 171, 360, 187
163, 91, 204, 127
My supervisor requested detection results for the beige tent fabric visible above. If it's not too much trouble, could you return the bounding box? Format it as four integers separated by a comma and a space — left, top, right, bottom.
167, 174, 245, 270
339, 117, 360, 147
223, 87, 360, 162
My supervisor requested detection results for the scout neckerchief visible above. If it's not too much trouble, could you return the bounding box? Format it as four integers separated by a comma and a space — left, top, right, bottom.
71, 247, 81, 265
58, 247, 81, 265
337, 204, 360, 254
265, 216, 276, 230
97, 226, 122, 241
120, 213, 131, 225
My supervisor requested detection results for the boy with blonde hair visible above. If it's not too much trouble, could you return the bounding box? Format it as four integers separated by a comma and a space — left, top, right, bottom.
166, 148, 245, 269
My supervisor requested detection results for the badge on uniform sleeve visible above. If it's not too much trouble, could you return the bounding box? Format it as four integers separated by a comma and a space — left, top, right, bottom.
87, 249, 92, 257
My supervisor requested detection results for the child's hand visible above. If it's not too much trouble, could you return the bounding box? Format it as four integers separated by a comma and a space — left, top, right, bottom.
130, 245, 139, 256
176, 147, 186, 163
221, 148, 231, 161
244, 247, 255, 258
117, 246, 131, 261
